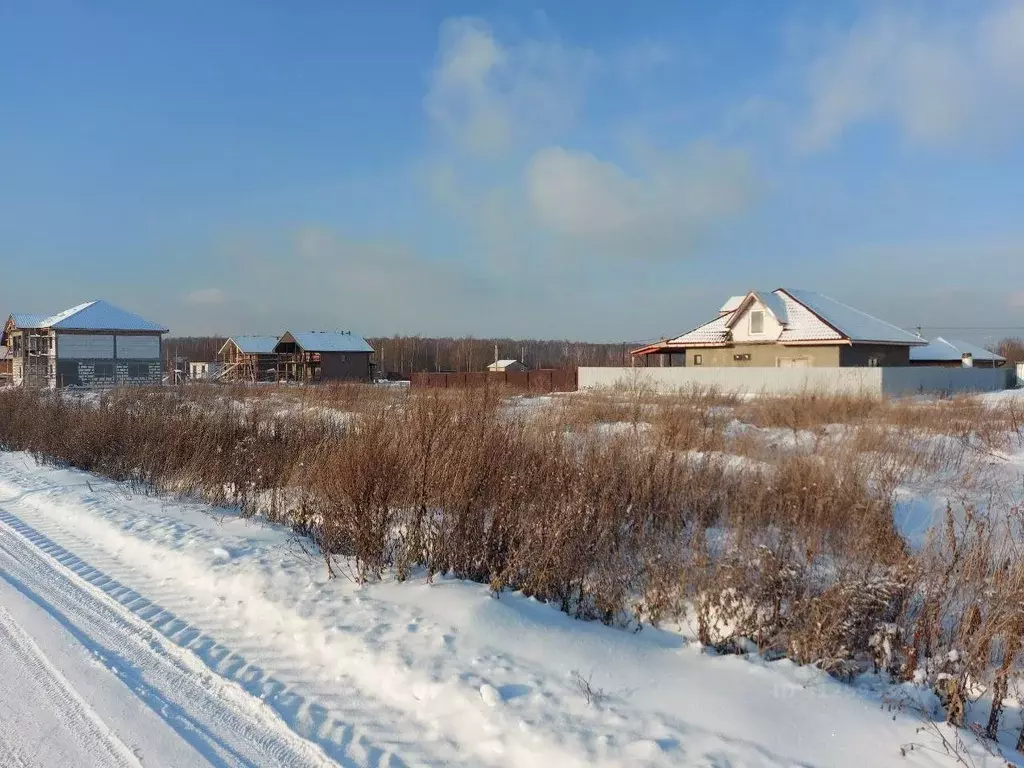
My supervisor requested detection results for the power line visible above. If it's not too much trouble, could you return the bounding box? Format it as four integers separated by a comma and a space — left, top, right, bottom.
911, 326, 1024, 332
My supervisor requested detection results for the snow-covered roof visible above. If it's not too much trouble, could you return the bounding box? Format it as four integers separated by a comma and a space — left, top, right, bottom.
669, 312, 733, 346
910, 337, 1005, 363
723, 290, 789, 330
283, 331, 374, 353
18, 300, 168, 332
223, 335, 280, 355
492, 359, 519, 367
666, 288, 925, 347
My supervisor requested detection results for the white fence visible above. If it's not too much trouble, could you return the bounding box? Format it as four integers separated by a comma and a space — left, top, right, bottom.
577, 366, 1012, 398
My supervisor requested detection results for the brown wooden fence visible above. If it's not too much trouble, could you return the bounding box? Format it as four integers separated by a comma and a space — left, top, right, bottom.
409, 368, 578, 393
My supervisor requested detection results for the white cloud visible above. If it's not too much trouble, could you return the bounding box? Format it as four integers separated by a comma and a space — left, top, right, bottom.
422, 17, 754, 270
525, 143, 755, 251
184, 288, 226, 305
424, 17, 595, 155
800, 2, 1024, 150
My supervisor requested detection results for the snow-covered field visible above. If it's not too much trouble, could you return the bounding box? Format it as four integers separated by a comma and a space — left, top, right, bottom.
0, 451, 1017, 767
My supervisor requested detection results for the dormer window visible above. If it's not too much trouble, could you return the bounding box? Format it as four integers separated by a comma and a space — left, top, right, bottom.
749, 310, 765, 335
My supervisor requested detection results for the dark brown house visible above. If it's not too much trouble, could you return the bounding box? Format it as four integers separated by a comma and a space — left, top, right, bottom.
274, 331, 374, 382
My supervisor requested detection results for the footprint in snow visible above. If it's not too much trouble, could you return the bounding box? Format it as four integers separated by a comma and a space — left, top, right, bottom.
211, 547, 231, 560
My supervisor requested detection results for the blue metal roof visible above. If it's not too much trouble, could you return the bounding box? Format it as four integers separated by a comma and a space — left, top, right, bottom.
910, 337, 1005, 363
9, 313, 47, 328
36, 300, 167, 332
781, 289, 925, 345
228, 335, 280, 355
283, 331, 374, 353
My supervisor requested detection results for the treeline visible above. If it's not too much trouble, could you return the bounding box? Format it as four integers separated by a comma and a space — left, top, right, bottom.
162, 336, 637, 375
163, 335, 1024, 375
997, 338, 1024, 364
369, 336, 635, 374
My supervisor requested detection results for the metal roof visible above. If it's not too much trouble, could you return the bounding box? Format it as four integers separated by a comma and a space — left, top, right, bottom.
283, 331, 374, 353
25, 300, 168, 332
756, 290, 789, 324
224, 335, 280, 355
9, 313, 47, 328
910, 337, 1005, 363
780, 289, 925, 345
663, 288, 925, 348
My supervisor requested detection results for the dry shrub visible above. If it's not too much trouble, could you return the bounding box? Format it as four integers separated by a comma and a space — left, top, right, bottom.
2, 383, 1023, 740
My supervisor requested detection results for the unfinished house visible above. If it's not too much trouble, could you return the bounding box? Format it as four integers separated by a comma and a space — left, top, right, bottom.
632, 288, 926, 368
217, 336, 280, 382
2, 300, 167, 387
0, 347, 11, 383
274, 331, 374, 382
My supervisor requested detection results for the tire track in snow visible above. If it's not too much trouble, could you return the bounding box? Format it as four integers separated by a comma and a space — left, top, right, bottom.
0, 511, 343, 768
0, 604, 141, 768
0, 478, 478, 767
0, 605, 142, 768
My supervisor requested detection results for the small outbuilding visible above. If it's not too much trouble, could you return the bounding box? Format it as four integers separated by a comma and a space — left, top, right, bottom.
188, 361, 226, 380
487, 359, 528, 372
909, 338, 1006, 368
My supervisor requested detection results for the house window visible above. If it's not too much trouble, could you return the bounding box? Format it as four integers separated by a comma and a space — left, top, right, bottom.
867, 357, 880, 367
749, 310, 765, 335
94, 362, 114, 378
693, 354, 703, 366
127, 362, 151, 378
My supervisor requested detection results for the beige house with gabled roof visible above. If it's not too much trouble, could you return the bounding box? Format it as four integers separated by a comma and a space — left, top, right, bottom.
633, 288, 926, 368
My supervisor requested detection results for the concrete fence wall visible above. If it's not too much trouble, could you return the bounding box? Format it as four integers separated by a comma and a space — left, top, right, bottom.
577, 366, 1011, 397
878, 367, 1012, 396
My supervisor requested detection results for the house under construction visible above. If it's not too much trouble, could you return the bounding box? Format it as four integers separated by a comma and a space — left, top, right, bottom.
214, 331, 375, 383
2, 300, 167, 388
217, 336, 280, 382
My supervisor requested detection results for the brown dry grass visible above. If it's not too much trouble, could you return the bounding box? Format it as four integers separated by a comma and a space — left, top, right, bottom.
1, 383, 1023, 740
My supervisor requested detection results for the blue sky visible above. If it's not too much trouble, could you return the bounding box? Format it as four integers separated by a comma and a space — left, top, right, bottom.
2, 1, 1023, 343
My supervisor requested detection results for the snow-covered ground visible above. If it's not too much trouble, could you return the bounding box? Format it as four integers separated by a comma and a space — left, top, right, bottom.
0, 450, 1017, 767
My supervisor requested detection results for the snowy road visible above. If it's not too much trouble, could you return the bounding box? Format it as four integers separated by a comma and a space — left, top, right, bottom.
0, 511, 334, 767
0, 451, 1012, 767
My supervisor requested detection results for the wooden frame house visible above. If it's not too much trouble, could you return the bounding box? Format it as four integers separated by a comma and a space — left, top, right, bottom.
217, 336, 280, 382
